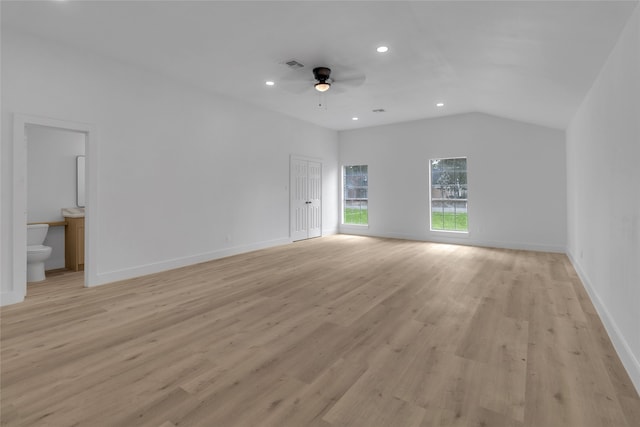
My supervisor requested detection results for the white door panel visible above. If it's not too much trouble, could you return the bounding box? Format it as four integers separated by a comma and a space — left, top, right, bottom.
307, 161, 322, 238
290, 157, 322, 241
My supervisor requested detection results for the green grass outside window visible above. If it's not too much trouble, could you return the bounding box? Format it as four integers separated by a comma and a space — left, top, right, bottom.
431, 212, 468, 231
344, 208, 368, 225
345, 209, 467, 231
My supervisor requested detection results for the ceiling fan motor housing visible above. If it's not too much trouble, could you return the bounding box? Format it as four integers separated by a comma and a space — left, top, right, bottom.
313, 67, 332, 82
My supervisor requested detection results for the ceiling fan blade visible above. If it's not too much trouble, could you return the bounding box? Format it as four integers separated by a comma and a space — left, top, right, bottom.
279, 79, 313, 94
333, 71, 366, 88
328, 84, 348, 95
278, 67, 315, 93
280, 67, 312, 82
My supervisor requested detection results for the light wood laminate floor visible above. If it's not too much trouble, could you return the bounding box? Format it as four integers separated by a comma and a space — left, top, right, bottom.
1, 235, 638, 426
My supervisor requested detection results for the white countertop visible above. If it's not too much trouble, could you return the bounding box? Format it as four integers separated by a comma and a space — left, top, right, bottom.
61, 207, 85, 218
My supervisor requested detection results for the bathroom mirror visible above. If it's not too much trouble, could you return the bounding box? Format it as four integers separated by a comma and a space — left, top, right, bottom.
77, 155, 85, 208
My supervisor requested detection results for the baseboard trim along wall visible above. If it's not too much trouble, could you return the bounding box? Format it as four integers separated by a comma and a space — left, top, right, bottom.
567, 252, 640, 395
93, 237, 291, 287
0, 291, 25, 307
338, 229, 566, 253
322, 226, 339, 236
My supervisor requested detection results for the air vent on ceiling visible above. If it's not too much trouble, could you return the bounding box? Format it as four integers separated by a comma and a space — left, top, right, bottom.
284, 60, 305, 69
372, 108, 386, 113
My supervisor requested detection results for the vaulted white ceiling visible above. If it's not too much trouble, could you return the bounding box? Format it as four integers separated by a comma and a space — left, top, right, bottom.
2, 1, 637, 130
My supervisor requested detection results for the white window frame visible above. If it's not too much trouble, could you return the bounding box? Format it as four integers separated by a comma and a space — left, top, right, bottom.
342, 164, 369, 227
429, 157, 469, 234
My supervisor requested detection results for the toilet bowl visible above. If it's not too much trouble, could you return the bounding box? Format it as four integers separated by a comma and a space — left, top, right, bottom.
27, 224, 52, 282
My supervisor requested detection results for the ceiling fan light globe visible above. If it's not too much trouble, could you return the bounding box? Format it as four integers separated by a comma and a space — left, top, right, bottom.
315, 82, 331, 92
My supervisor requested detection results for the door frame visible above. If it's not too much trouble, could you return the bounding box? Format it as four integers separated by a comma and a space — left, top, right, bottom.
10, 114, 99, 304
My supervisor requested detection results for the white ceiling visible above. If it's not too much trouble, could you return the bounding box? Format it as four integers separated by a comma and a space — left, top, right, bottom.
2, 1, 638, 131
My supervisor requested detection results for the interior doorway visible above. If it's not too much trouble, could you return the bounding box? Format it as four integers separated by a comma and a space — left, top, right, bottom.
11, 114, 98, 303
26, 125, 86, 277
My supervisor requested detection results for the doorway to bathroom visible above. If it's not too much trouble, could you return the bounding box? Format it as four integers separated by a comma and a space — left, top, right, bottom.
11, 114, 98, 303
26, 125, 85, 282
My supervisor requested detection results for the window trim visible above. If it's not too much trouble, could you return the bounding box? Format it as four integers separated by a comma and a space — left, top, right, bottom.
429, 157, 469, 234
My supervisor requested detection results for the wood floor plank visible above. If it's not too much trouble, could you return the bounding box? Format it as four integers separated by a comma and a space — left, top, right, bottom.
1, 235, 638, 426
259, 357, 368, 427
322, 347, 426, 426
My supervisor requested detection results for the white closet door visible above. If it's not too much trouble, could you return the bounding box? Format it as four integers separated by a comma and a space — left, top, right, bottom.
290, 157, 322, 241
290, 158, 309, 242
307, 161, 322, 238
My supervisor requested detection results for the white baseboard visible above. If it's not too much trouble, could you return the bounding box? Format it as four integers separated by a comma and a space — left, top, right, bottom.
567, 251, 640, 395
92, 237, 291, 287
458, 238, 565, 253
322, 226, 339, 236
338, 228, 565, 253
1, 291, 24, 307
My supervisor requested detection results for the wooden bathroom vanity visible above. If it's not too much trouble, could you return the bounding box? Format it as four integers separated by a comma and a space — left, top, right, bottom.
64, 216, 84, 271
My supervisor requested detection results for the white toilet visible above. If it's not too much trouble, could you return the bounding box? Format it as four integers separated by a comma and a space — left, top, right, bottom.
27, 224, 53, 282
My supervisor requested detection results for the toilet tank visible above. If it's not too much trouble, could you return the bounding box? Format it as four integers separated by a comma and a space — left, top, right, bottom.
27, 224, 49, 246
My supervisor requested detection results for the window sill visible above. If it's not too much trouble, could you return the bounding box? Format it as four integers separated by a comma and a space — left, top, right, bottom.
429, 229, 469, 235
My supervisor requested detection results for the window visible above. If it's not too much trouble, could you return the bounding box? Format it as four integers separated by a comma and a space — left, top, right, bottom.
343, 165, 368, 225
430, 158, 468, 232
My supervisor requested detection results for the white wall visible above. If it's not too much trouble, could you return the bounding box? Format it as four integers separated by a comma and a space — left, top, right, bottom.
338, 113, 566, 251
1, 30, 339, 303
27, 126, 85, 270
566, 6, 640, 391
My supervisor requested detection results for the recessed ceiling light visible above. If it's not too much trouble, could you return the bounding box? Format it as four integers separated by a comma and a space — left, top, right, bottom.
352, 117, 359, 121
436, 102, 444, 107
265, 81, 275, 86
376, 46, 389, 53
